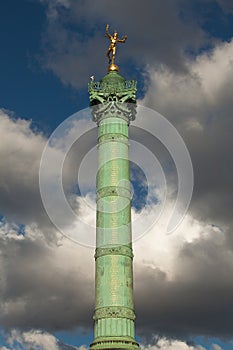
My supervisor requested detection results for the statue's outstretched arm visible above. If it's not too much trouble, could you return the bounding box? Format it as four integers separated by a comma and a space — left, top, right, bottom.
105, 24, 112, 39
117, 35, 127, 43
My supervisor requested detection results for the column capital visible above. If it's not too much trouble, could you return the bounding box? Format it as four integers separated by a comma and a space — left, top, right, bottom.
88, 71, 137, 125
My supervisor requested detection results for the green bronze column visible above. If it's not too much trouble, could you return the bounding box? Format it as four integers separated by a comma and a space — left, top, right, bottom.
88, 24, 138, 350
88, 69, 138, 350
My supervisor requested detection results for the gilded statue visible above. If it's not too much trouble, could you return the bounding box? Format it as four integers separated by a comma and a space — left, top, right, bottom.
106, 24, 127, 66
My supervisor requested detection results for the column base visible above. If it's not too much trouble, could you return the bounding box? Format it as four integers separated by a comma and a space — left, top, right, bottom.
90, 336, 139, 350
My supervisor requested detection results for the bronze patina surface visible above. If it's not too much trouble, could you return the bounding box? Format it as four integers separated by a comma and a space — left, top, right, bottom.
88, 27, 138, 350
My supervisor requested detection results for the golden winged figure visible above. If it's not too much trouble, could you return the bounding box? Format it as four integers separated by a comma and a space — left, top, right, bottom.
106, 24, 127, 66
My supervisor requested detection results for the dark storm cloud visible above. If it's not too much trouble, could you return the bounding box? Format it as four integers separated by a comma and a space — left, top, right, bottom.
0, 110, 96, 236
135, 230, 233, 339
39, 0, 207, 88
187, 120, 233, 226
0, 111, 66, 243
0, 112, 95, 331
0, 234, 94, 331
134, 37, 233, 340
0, 112, 50, 228
142, 40, 233, 233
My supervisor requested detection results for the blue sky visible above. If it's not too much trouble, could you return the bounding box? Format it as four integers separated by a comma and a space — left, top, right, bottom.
1, 1, 233, 350
0, 1, 86, 132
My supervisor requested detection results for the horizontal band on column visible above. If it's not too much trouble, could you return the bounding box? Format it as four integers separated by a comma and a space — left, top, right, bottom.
93, 306, 136, 321
94, 114, 133, 126
98, 122, 128, 137
90, 337, 139, 350
98, 137, 129, 146
95, 246, 133, 259
97, 186, 131, 200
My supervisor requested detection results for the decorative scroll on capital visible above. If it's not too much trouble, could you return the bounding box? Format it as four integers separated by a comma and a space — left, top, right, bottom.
88, 79, 137, 104
88, 76, 137, 124
90, 101, 136, 125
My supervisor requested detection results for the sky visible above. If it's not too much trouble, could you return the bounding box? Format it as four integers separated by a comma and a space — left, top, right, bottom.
0, 0, 233, 349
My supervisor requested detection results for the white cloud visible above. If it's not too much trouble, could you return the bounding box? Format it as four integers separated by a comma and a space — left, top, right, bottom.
142, 38, 233, 130
0, 219, 94, 330
4, 329, 59, 350
0, 110, 46, 225
212, 344, 223, 350
192, 41, 233, 106
141, 338, 206, 350
1, 329, 87, 350
134, 202, 221, 279
141, 38, 233, 227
